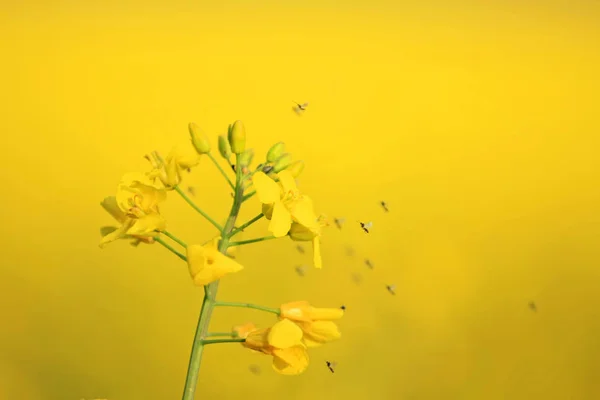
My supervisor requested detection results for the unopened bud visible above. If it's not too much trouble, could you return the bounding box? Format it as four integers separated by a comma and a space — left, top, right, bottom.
218, 135, 232, 160
273, 153, 292, 173
286, 160, 305, 178
266, 142, 285, 163
189, 122, 211, 154
228, 120, 246, 154
238, 148, 255, 168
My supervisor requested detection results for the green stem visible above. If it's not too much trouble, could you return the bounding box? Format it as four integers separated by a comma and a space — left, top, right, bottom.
214, 301, 280, 315
155, 237, 187, 261
230, 213, 264, 237
174, 186, 223, 232
208, 152, 235, 190
228, 235, 276, 247
205, 332, 234, 338
242, 190, 256, 202
181, 153, 245, 400
162, 230, 187, 248
201, 338, 246, 345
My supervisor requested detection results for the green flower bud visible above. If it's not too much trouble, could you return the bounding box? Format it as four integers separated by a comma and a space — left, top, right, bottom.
286, 160, 305, 178
273, 153, 293, 173
218, 135, 232, 160
228, 120, 246, 154
238, 148, 255, 168
188, 122, 211, 154
266, 142, 285, 163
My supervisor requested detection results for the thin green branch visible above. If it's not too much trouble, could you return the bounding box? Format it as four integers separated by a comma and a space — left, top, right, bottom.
205, 332, 234, 338
214, 301, 280, 315
155, 237, 187, 261
230, 213, 263, 237
174, 185, 223, 232
201, 338, 246, 345
242, 190, 256, 202
228, 235, 277, 247
162, 230, 187, 248
208, 152, 235, 190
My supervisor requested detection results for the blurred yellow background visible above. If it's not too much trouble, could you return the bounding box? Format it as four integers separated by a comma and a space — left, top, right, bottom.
1, 1, 600, 399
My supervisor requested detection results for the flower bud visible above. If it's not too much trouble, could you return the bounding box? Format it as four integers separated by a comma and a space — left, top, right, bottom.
218, 135, 232, 160
272, 153, 292, 173
188, 122, 211, 154
286, 160, 305, 178
266, 142, 285, 163
228, 120, 246, 154
238, 148, 255, 168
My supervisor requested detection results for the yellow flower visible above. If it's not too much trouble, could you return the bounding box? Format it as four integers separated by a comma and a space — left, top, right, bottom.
279, 301, 343, 348
186, 236, 244, 286
232, 322, 258, 339
242, 319, 309, 375
288, 215, 328, 269
251, 170, 318, 239
99, 173, 167, 248
146, 146, 200, 189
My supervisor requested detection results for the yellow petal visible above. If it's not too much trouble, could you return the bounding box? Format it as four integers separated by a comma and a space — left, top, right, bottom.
99, 220, 134, 248
100, 196, 127, 223
280, 301, 312, 322
288, 223, 316, 242
312, 236, 322, 269
126, 214, 166, 236
262, 203, 274, 220
277, 170, 298, 193
243, 328, 270, 351
300, 321, 341, 344
272, 345, 309, 375
252, 172, 281, 204
232, 322, 258, 339
301, 336, 324, 348
170, 146, 201, 169
269, 201, 292, 237
307, 306, 344, 320
186, 245, 244, 286
267, 319, 303, 349
289, 196, 318, 228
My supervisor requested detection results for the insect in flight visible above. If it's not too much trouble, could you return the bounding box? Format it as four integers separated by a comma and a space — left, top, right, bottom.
351, 272, 362, 285
358, 221, 373, 233
340, 305, 346, 311
528, 301, 537, 312
334, 217, 346, 230
296, 245, 305, 254
386, 284, 397, 295
248, 364, 261, 375
325, 360, 337, 373
293, 101, 309, 115
380, 201, 389, 212
187, 186, 196, 196
345, 246, 355, 257
364, 259, 374, 269
295, 265, 307, 277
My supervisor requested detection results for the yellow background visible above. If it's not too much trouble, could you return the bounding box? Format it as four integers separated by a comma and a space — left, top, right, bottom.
1, 1, 600, 399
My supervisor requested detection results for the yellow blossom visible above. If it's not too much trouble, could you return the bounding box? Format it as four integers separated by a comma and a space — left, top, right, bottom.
146, 146, 200, 189
242, 319, 309, 375
288, 215, 328, 269
99, 173, 167, 248
279, 301, 343, 348
251, 170, 318, 239
232, 322, 258, 338
294, 320, 342, 348
186, 236, 244, 286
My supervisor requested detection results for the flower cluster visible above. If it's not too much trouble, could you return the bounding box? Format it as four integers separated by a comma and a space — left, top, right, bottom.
98, 119, 341, 398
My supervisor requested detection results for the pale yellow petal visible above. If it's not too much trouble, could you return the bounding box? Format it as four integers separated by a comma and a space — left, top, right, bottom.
267, 319, 303, 349
277, 170, 298, 193
289, 196, 318, 228
301, 321, 341, 344
272, 345, 309, 375
126, 214, 166, 236
301, 336, 324, 348
252, 172, 281, 204
100, 196, 127, 223
99, 221, 132, 248
187, 246, 244, 286
288, 222, 316, 242
269, 202, 292, 237
312, 236, 322, 269
307, 306, 344, 320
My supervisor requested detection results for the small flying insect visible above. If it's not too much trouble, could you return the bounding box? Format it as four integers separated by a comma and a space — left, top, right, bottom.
293, 101, 309, 113
296, 244, 305, 254
262, 164, 274, 174
345, 246, 355, 257
248, 364, 262, 375
325, 361, 337, 373
187, 186, 196, 196
359, 221, 373, 233
295, 265, 307, 277
380, 201, 389, 212
365, 259, 374, 269
351, 272, 363, 285
528, 301, 537, 312
334, 217, 346, 230
386, 284, 397, 295
340, 305, 346, 311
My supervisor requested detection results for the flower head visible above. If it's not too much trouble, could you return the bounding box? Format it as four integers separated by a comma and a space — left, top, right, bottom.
99, 172, 167, 248
279, 301, 343, 348
187, 237, 244, 286
146, 146, 200, 189
242, 319, 309, 375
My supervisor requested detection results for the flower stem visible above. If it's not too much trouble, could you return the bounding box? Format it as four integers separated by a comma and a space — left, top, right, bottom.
242, 190, 256, 202
205, 332, 233, 338
230, 213, 263, 237
162, 230, 187, 248
201, 338, 246, 345
155, 237, 187, 261
228, 235, 276, 247
208, 152, 235, 190
174, 185, 223, 232
214, 301, 280, 315
181, 153, 245, 400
